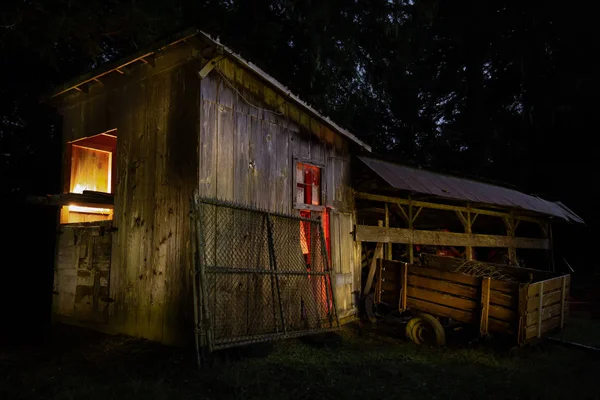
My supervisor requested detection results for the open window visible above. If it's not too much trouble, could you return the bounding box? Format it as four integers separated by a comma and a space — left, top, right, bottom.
60, 131, 117, 224
295, 161, 330, 265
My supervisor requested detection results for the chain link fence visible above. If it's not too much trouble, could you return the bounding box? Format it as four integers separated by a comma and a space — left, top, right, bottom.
191, 197, 339, 356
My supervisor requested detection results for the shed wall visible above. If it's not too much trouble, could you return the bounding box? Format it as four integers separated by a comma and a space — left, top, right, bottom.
198, 58, 357, 318
58, 46, 200, 344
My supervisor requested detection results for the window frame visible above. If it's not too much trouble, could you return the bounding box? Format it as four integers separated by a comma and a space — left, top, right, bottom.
293, 157, 326, 212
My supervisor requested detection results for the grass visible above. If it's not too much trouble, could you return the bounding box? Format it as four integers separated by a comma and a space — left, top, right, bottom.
1, 319, 599, 400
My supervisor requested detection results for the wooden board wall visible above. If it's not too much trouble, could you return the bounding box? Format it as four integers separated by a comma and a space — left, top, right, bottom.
58, 44, 200, 344
54, 222, 113, 324
56, 42, 358, 343
198, 60, 356, 323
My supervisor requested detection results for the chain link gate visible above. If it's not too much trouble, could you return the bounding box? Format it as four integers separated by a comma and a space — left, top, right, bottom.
190, 197, 339, 360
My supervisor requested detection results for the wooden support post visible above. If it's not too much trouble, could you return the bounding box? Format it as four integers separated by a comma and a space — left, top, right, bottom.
548, 222, 555, 272
457, 210, 474, 260
537, 281, 544, 338
480, 277, 491, 335
504, 217, 517, 266
408, 199, 414, 263
560, 276, 566, 329
385, 203, 392, 260
399, 262, 408, 311
363, 221, 384, 296
517, 284, 529, 345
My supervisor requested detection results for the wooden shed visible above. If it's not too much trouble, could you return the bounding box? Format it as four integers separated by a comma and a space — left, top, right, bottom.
48, 29, 370, 345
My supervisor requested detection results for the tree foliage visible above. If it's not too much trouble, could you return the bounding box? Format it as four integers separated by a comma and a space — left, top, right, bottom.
1, 0, 595, 218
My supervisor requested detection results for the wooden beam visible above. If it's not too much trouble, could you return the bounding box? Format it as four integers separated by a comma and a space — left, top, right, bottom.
393, 203, 409, 223
384, 203, 392, 260
355, 192, 544, 224
355, 225, 550, 249
560, 276, 566, 329
480, 277, 491, 335
399, 262, 408, 311
408, 199, 414, 263
363, 242, 383, 296
538, 281, 544, 338
504, 217, 518, 265
456, 211, 474, 260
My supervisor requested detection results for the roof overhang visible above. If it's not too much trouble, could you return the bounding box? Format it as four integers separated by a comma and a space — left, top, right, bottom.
50, 28, 371, 151
358, 156, 584, 223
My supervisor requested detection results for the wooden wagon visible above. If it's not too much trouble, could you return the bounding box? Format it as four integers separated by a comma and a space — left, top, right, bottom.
374, 255, 570, 345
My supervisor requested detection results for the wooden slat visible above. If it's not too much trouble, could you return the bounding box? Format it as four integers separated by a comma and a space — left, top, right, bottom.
526, 303, 562, 327
527, 289, 563, 311
399, 262, 408, 310
480, 277, 491, 335
526, 315, 561, 340
363, 244, 383, 295
489, 318, 513, 334
355, 225, 550, 250
560, 276, 567, 329
408, 265, 479, 287
490, 290, 517, 308
406, 297, 475, 325
489, 304, 517, 323
407, 274, 478, 300
489, 280, 519, 294
407, 286, 477, 311
527, 276, 570, 297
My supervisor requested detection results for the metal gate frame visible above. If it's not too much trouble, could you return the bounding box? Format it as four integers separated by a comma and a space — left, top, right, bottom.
190, 197, 339, 363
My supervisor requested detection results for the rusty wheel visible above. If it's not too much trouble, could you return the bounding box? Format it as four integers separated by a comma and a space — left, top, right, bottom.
405, 314, 446, 346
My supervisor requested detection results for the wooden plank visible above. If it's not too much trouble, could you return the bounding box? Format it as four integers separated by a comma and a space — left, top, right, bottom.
490, 290, 517, 308
488, 318, 512, 334
406, 297, 475, 325
355, 192, 544, 224
489, 304, 517, 323
408, 265, 479, 287
489, 279, 519, 294
527, 276, 569, 297
480, 277, 491, 335
355, 225, 550, 249
537, 281, 544, 338
527, 289, 563, 311
517, 284, 529, 345
526, 315, 561, 340
560, 276, 566, 329
363, 243, 383, 295
407, 286, 477, 311
526, 303, 562, 327
407, 274, 478, 299
399, 262, 408, 310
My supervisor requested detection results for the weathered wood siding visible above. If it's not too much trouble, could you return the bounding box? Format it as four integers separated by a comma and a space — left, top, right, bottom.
57, 44, 200, 344
54, 222, 113, 324
199, 58, 357, 320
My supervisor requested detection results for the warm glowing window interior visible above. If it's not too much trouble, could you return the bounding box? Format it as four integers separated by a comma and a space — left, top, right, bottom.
61, 132, 116, 224
296, 162, 321, 206
68, 145, 112, 214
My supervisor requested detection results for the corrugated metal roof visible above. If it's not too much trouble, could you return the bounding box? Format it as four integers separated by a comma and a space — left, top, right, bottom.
359, 156, 584, 223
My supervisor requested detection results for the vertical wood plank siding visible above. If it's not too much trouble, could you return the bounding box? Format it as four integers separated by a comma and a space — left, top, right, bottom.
58, 46, 200, 344
56, 46, 356, 343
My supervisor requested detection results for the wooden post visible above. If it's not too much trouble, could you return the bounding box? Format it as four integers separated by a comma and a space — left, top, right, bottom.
456, 210, 474, 261
504, 217, 517, 266
399, 262, 408, 311
408, 198, 414, 263
385, 203, 392, 260
517, 284, 529, 345
537, 281, 544, 338
560, 276, 566, 329
548, 222, 555, 272
480, 277, 491, 335
363, 221, 384, 296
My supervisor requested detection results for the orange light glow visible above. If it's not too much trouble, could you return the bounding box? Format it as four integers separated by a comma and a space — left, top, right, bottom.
68, 147, 112, 215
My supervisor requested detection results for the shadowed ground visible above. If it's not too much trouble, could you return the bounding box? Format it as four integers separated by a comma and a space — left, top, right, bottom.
1, 317, 598, 400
